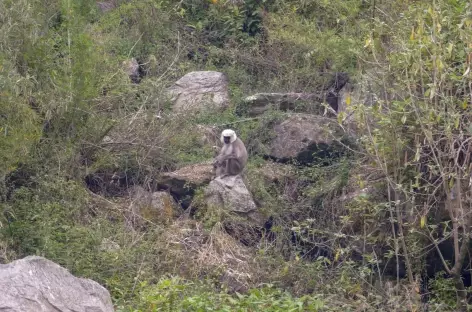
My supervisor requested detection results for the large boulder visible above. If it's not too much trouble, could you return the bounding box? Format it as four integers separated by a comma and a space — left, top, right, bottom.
167, 71, 230, 112
242, 92, 325, 116
204, 175, 257, 214
158, 162, 214, 207
268, 113, 345, 163
202, 175, 263, 246
0, 256, 114, 312
126, 185, 183, 228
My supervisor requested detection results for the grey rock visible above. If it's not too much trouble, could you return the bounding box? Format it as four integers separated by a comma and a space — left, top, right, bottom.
0, 256, 114, 312
158, 162, 214, 198
127, 186, 182, 228
201, 176, 264, 249
204, 175, 256, 213
269, 113, 344, 163
99, 238, 121, 252
243, 92, 325, 116
97, 1, 116, 13
167, 71, 230, 112
122, 58, 140, 83
220, 269, 249, 293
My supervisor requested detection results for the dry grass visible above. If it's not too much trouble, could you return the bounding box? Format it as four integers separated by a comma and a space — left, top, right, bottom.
163, 219, 255, 290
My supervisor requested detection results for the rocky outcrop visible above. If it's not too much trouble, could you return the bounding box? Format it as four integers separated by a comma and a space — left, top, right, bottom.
204, 175, 257, 214
123, 58, 140, 83
202, 175, 263, 247
242, 92, 325, 116
0, 256, 114, 312
158, 162, 214, 206
250, 161, 295, 184
268, 113, 345, 163
167, 71, 230, 112
241, 73, 350, 116
97, 1, 116, 13
127, 185, 182, 228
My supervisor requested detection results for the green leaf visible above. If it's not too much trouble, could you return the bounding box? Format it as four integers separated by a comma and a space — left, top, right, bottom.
420, 215, 426, 228
429, 86, 436, 100
454, 117, 460, 129
447, 43, 454, 57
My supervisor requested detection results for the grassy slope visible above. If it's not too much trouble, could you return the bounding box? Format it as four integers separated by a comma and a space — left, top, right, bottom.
1, 0, 470, 310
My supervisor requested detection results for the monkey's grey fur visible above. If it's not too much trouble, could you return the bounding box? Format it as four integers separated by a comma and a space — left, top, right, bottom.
213, 129, 248, 178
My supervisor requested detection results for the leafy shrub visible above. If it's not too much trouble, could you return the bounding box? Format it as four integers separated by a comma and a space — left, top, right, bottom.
428, 272, 458, 310
122, 276, 325, 312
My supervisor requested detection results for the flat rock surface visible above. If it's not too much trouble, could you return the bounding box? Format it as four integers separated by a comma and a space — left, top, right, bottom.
167, 71, 230, 112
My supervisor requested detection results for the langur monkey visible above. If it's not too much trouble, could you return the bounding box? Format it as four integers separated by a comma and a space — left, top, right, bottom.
213, 129, 248, 178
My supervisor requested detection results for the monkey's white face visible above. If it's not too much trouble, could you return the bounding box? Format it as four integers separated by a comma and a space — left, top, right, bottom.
221, 129, 237, 144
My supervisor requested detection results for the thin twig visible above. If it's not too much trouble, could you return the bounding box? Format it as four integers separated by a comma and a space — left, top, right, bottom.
127, 32, 144, 59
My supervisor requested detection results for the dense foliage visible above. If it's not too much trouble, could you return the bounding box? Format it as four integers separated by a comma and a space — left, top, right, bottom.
2, 0, 472, 310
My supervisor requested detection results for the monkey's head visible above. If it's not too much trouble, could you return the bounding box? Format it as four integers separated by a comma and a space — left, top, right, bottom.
221, 129, 237, 144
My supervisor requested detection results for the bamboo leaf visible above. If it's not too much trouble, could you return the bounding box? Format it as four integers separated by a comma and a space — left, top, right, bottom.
448, 178, 455, 190
436, 58, 443, 71
454, 117, 460, 129
414, 146, 420, 162
429, 86, 436, 100
447, 43, 454, 57
428, 6, 434, 17
463, 67, 470, 77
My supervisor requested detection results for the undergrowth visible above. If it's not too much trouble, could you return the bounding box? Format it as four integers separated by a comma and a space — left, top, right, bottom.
1, 0, 470, 310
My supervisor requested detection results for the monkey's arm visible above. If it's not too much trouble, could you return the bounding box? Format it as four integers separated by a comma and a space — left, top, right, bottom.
215, 152, 238, 164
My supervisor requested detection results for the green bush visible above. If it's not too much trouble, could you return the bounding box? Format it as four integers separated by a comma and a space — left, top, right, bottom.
1, 177, 169, 301
428, 272, 458, 310
4, 0, 470, 310
123, 276, 325, 312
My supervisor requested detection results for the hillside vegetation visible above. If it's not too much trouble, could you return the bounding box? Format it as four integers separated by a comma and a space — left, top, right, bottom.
2, 0, 472, 311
